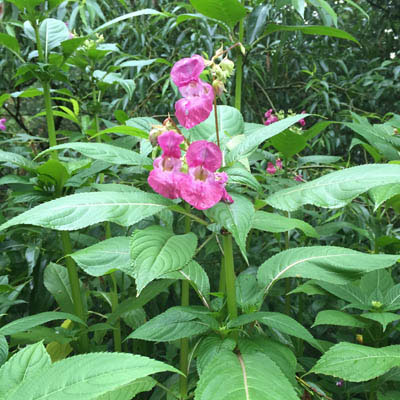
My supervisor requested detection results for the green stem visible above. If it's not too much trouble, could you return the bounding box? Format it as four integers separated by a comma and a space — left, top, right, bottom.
213, 95, 220, 148
42, 81, 58, 156
60, 231, 89, 352
179, 210, 192, 399
234, 10, 245, 111
110, 273, 122, 352
223, 233, 238, 337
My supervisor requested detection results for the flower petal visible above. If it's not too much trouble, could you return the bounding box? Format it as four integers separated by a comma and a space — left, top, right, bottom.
157, 130, 184, 158
175, 94, 214, 130
186, 140, 222, 172
171, 55, 204, 87
148, 167, 184, 199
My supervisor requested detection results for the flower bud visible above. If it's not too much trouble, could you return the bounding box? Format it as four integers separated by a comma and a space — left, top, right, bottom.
212, 80, 225, 97
220, 58, 234, 76
149, 125, 166, 147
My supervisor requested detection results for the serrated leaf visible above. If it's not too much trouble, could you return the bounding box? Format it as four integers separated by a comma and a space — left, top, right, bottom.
0, 149, 38, 172
127, 306, 212, 342
206, 194, 254, 263
312, 310, 369, 329
131, 226, 197, 293
360, 313, 400, 332
93, 125, 149, 139
0, 33, 20, 54
258, 246, 399, 294
0, 191, 173, 232
226, 115, 308, 163
267, 164, 400, 212
189, 0, 246, 28
252, 211, 319, 238
71, 237, 130, 276
37, 143, 151, 166
229, 312, 320, 350
236, 273, 263, 313
310, 343, 400, 382
96, 378, 156, 400
0, 342, 51, 398
195, 349, 298, 400
370, 184, 400, 211
0, 311, 86, 336
0, 336, 8, 367
8, 352, 178, 400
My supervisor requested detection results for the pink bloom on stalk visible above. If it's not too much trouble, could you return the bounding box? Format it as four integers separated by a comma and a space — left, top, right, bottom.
170, 54, 205, 87
276, 158, 283, 169
266, 162, 276, 175
264, 115, 278, 126
180, 140, 233, 210
299, 110, 306, 127
294, 174, 304, 182
0, 118, 6, 131
158, 130, 184, 158
264, 109, 273, 118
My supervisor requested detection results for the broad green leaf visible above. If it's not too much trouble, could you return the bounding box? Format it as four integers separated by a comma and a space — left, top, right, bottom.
127, 306, 212, 342
71, 237, 130, 276
229, 312, 320, 350
370, 184, 400, 211
258, 246, 399, 294
0, 33, 20, 54
163, 260, 210, 305
0, 342, 51, 398
0, 311, 86, 336
0, 149, 38, 172
360, 313, 400, 332
270, 129, 307, 159
92, 125, 149, 140
224, 164, 262, 192
264, 24, 359, 44
312, 0, 338, 27
195, 349, 298, 400
206, 194, 254, 263
292, 0, 305, 17
7, 0, 44, 11
384, 284, 400, 311
267, 164, 400, 211
108, 280, 174, 325
0, 191, 173, 232
252, 211, 319, 238
246, 5, 270, 44
61, 37, 87, 59
8, 352, 178, 400
96, 378, 156, 400
94, 9, 165, 32
0, 336, 8, 367
310, 342, 400, 382
130, 226, 197, 293
236, 273, 263, 313
289, 281, 328, 296
37, 143, 151, 166
188, 105, 244, 143
39, 18, 70, 52
0, 175, 32, 185
312, 310, 369, 329
189, 0, 246, 28
226, 115, 308, 163
37, 159, 70, 189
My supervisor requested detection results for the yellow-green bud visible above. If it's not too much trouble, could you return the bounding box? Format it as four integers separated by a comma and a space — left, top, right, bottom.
220, 58, 234, 76
212, 80, 225, 97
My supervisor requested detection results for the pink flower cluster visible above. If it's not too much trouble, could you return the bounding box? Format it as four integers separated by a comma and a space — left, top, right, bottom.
266, 158, 282, 175
148, 130, 233, 210
264, 109, 278, 126
0, 118, 6, 131
171, 55, 214, 129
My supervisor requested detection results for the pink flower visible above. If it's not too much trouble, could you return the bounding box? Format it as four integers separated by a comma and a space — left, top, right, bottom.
175, 81, 214, 129
171, 55, 214, 129
171, 54, 205, 87
0, 118, 6, 131
299, 110, 306, 127
180, 141, 232, 210
276, 158, 283, 169
264, 115, 278, 126
264, 109, 273, 118
294, 174, 304, 182
266, 162, 276, 175
158, 130, 184, 158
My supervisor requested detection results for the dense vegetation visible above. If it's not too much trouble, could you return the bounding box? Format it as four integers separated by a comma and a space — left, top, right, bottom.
0, 1, 400, 399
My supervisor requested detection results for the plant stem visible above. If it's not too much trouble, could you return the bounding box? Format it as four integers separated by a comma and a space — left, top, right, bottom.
60, 231, 89, 352
234, 9, 245, 111
213, 96, 220, 148
42, 81, 58, 157
223, 233, 238, 337
110, 272, 122, 352
179, 210, 191, 399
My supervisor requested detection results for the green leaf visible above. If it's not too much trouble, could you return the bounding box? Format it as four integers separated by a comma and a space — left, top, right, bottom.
229, 312, 320, 350
264, 24, 359, 44
236, 273, 263, 313
0, 149, 38, 172
8, 352, 178, 400
61, 37, 87, 59
0, 342, 51, 398
206, 194, 254, 263
92, 125, 149, 140
0, 33, 20, 55
127, 306, 212, 342
189, 105, 244, 143
310, 342, 400, 382
360, 313, 400, 332
71, 237, 130, 276
37, 159, 70, 189
39, 18, 70, 52
370, 184, 400, 211
0, 336, 8, 367
224, 163, 262, 192
0, 311, 86, 336
270, 128, 307, 159
312, 310, 369, 329
258, 246, 399, 294
311, 0, 338, 27
0, 191, 173, 232
189, 0, 246, 28
226, 115, 308, 163
267, 164, 400, 212
252, 211, 319, 238
130, 226, 197, 293
37, 143, 151, 166
96, 378, 156, 400
246, 5, 270, 44
292, 0, 305, 17
195, 349, 298, 400
94, 9, 165, 33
